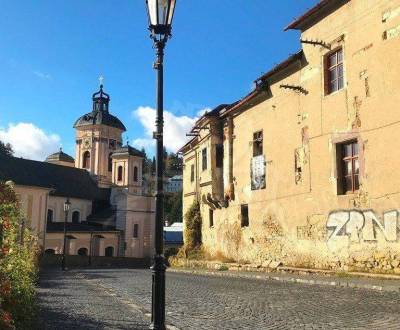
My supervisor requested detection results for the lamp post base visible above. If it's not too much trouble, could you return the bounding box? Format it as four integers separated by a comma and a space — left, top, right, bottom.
149, 254, 167, 330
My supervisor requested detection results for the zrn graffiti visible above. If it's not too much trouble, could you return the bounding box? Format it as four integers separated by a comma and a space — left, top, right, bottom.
327, 210, 400, 242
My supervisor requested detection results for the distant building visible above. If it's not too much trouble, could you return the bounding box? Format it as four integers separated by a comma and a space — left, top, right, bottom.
165, 175, 183, 193
0, 84, 155, 258
164, 222, 183, 249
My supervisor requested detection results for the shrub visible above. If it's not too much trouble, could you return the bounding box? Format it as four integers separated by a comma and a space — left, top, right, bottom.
0, 182, 38, 329
183, 200, 202, 251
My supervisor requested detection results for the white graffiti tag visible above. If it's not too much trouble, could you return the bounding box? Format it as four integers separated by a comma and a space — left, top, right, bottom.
327, 210, 399, 242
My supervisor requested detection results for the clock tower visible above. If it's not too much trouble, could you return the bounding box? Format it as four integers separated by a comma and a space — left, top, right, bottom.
73, 84, 126, 187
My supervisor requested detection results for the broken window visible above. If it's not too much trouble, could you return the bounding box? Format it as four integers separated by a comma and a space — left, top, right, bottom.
202, 148, 207, 171
326, 48, 344, 94
241, 204, 249, 227
215, 144, 223, 168
337, 140, 359, 194
190, 164, 195, 182
253, 131, 263, 157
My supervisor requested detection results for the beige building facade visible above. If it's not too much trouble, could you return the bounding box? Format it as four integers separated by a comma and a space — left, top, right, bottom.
181, 0, 400, 272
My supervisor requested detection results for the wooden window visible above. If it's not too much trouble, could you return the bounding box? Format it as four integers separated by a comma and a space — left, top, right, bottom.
47, 209, 53, 223
215, 144, 223, 168
133, 224, 139, 238
209, 209, 214, 228
326, 48, 344, 94
202, 148, 207, 171
241, 204, 249, 227
117, 166, 123, 182
337, 140, 359, 194
190, 164, 195, 182
82, 151, 90, 169
134, 166, 138, 182
253, 131, 263, 157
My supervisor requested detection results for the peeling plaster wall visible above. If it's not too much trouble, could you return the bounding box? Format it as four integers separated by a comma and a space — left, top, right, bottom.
182, 0, 400, 273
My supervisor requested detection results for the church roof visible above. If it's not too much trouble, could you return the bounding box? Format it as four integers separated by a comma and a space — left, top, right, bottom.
73, 110, 126, 131
45, 148, 75, 163
112, 145, 144, 158
0, 154, 107, 201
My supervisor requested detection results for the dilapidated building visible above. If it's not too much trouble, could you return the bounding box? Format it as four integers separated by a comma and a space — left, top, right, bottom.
180, 0, 400, 272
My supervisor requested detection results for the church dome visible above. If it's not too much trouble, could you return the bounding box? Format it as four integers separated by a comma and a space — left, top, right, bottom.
45, 148, 75, 163
73, 85, 127, 131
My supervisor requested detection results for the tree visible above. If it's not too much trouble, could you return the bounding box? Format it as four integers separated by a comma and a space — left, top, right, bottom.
0, 141, 13, 157
164, 192, 182, 225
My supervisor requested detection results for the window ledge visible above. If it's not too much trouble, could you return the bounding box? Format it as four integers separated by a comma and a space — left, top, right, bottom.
324, 87, 346, 99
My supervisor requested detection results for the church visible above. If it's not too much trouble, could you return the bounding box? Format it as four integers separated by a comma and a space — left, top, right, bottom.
0, 85, 155, 258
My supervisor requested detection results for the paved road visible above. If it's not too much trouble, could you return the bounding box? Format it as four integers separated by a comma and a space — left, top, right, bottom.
37, 269, 400, 330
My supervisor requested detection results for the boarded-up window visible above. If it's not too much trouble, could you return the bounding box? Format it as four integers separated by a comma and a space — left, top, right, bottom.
241, 204, 249, 227
251, 155, 266, 190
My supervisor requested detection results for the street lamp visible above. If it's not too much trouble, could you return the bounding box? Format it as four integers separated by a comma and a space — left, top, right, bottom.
145, 1, 176, 329
61, 198, 71, 271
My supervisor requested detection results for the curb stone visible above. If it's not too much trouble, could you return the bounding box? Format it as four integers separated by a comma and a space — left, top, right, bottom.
168, 267, 400, 293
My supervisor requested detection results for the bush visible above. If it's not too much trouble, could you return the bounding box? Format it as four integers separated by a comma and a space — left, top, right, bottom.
184, 200, 202, 251
0, 182, 39, 329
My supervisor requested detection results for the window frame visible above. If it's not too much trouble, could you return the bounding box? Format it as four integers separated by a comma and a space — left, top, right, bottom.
337, 140, 359, 195
325, 47, 344, 95
117, 165, 123, 182
253, 131, 263, 157
82, 151, 91, 169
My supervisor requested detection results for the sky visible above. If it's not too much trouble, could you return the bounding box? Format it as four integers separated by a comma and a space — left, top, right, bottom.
0, 0, 319, 160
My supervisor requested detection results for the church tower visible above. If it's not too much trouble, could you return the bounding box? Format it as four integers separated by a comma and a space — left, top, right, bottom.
73, 84, 126, 187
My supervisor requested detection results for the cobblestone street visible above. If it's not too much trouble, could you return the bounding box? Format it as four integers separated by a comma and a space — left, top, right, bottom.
37, 269, 400, 330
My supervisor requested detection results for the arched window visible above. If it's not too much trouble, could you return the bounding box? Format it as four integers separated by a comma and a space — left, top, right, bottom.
77, 247, 88, 256
117, 166, 123, 181
134, 166, 138, 182
45, 249, 55, 255
83, 151, 90, 169
47, 209, 53, 223
105, 246, 114, 257
72, 211, 80, 224
108, 153, 113, 172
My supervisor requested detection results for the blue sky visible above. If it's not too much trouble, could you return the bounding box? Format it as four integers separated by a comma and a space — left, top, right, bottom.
0, 0, 318, 160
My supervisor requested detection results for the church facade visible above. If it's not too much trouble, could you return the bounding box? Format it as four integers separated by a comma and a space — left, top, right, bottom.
0, 85, 155, 258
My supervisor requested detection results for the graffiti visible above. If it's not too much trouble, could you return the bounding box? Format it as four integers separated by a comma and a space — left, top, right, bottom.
327, 210, 399, 242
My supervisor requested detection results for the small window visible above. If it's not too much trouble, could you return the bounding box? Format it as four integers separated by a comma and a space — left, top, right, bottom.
253, 131, 263, 157
133, 224, 139, 238
202, 148, 207, 171
209, 209, 214, 228
82, 151, 90, 169
326, 48, 344, 94
105, 246, 114, 257
216, 144, 223, 168
190, 164, 195, 182
108, 153, 113, 172
134, 166, 138, 182
117, 166, 123, 181
336, 140, 359, 194
241, 204, 249, 227
77, 247, 88, 256
47, 209, 53, 223
72, 211, 80, 224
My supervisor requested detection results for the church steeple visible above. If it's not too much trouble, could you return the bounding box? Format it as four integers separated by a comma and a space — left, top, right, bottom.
92, 84, 110, 113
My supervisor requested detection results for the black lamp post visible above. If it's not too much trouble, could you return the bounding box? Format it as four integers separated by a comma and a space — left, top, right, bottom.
61, 198, 71, 271
145, 1, 176, 329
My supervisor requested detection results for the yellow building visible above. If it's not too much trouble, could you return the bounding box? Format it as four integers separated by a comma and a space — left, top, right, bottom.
180, 0, 400, 272
0, 84, 155, 258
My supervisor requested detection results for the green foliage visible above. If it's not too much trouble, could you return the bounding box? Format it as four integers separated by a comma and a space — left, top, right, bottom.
0, 182, 38, 329
0, 141, 13, 157
184, 200, 202, 250
164, 192, 182, 224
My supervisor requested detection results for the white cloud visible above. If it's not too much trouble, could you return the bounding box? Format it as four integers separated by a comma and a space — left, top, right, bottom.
0, 123, 61, 161
33, 71, 52, 80
132, 106, 204, 153
196, 107, 212, 117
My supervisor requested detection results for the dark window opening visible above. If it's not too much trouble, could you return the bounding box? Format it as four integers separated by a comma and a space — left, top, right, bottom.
216, 144, 223, 168
134, 166, 138, 182
47, 209, 53, 223
77, 248, 88, 256
253, 131, 263, 157
190, 164, 195, 182
83, 151, 90, 169
108, 153, 113, 172
133, 224, 139, 238
105, 246, 114, 257
45, 249, 55, 255
202, 148, 207, 171
72, 211, 80, 224
209, 209, 214, 228
337, 140, 359, 195
326, 48, 344, 94
117, 166, 123, 182
241, 204, 249, 227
